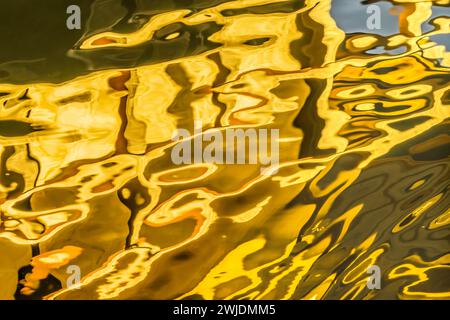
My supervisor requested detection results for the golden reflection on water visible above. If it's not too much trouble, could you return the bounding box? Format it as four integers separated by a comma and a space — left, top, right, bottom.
0, 0, 449, 300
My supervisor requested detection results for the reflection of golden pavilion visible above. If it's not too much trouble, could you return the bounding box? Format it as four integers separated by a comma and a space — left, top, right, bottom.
0, 0, 448, 300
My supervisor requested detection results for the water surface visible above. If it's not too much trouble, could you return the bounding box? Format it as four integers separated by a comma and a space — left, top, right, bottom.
0, 0, 449, 300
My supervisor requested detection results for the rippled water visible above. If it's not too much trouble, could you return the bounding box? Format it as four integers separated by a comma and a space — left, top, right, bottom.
0, 0, 449, 300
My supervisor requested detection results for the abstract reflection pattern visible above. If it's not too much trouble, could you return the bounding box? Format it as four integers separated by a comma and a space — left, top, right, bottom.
0, 0, 449, 300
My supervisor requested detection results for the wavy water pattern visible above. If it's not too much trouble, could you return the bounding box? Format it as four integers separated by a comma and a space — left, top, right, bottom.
0, 0, 449, 300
